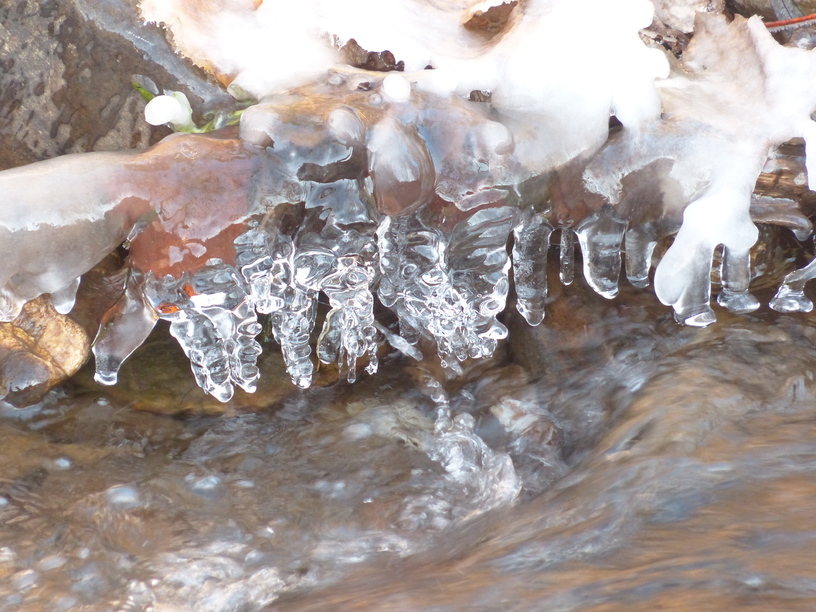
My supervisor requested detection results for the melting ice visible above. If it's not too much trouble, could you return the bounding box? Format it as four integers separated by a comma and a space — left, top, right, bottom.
1, 0, 816, 401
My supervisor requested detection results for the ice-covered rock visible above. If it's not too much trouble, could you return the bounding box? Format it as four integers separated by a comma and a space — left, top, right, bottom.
2, 1, 816, 403
582, 13, 816, 325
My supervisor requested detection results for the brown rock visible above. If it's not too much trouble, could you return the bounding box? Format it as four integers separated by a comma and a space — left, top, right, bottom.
0, 297, 90, 405
0, 0, 233, 170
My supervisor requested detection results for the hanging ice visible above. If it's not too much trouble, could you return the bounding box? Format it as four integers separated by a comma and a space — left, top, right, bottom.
143, 260, 263, 402
581, 12, 816, 325
512, 210, 553, 326
377, 204, 515, 370
318, 255, 379, 384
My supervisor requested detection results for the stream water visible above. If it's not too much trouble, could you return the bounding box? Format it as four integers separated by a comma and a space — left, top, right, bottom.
0, 263, 814, 611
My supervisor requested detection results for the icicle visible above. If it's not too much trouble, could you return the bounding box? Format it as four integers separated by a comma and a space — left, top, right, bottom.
654, 185, 758, 327
236, 226, 317, 387
623, 227, 657, 289
93, 272, 158, 386
234, 214, 336, 389
143, 260, 262, 402
317, 255, 379, 383
270, 287, 318, 389
378, 206, 514, 370
50, 278, 82, 316
512, 211, 552, 326
446, 206, 516, 359
168, 308, 236, 402
716, 245, 759, 314
234, 227, 285, 315
574, 206, 627, 299
559, 228, 575, 286
654, 242, 718, 327
770, 259, 816, 313
267, 252, 322, 390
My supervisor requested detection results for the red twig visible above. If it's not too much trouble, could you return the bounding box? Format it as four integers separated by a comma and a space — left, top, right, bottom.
765, 12, 816, 30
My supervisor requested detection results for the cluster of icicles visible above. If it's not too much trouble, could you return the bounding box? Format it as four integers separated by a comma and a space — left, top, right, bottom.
3, 1, 816, 401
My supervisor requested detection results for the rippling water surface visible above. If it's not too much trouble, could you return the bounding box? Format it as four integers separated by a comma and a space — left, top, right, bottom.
1, 273, 816, 611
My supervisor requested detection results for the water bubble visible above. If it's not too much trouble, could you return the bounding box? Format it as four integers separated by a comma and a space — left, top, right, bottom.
52, 457, 72, 471
105, 485, 143, 509
190, 474, 224, 498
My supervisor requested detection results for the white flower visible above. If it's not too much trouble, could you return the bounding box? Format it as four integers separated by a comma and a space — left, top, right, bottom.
144, 91, 196, 132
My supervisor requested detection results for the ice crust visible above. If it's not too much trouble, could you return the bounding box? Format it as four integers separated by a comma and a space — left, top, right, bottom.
3, 1, 816, 399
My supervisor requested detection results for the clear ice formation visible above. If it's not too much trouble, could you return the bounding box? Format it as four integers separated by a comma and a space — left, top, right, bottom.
3, 1, 816, 400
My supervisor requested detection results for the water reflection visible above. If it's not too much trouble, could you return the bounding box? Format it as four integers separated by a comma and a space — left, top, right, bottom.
1, 270, 816, 611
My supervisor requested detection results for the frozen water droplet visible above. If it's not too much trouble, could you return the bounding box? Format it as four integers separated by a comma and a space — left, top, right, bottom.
50, 277, 81, 315
327, 107, 365, 146
368, 117, 436, 216
382, 74, 411, 102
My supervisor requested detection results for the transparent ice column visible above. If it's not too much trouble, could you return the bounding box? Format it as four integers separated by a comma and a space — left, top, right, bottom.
378, 206, 515, 369
143, 260, 262, 402
512, 211, 553, 325
317, 255, 379, 383
574, 206, 627, 299
770, 258, 816, 313
93, 271, 158, 386
623, 225, 658, 288
234, 223, 327, 389
559, 227, 575, 286
716, 245, 759, 314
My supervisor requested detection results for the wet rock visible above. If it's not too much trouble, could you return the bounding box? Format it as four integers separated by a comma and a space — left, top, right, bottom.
0, 297, 88, 406
0, 0, 234, 170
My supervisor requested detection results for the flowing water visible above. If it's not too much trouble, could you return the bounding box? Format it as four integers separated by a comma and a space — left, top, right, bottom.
0, 263, 814, 611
